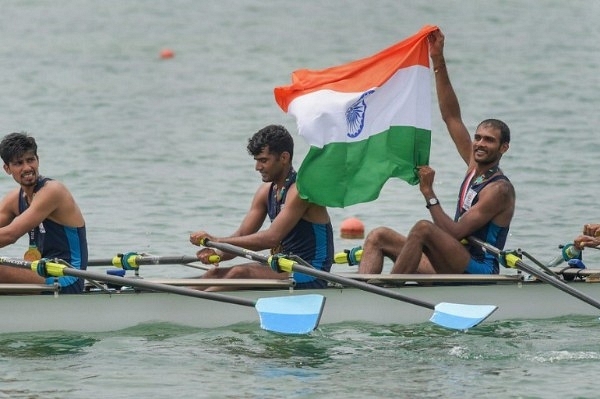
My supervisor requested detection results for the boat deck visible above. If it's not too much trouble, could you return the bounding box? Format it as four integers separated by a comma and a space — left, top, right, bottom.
2, 266, 598, 294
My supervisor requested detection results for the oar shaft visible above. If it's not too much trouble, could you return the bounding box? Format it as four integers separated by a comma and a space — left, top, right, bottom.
515, 258, 600, 309
294, 261, 435, 310
202, 240, 435, 310
467, 236, 600, 311
0, 257, 256, 307
88, 255, 200, 267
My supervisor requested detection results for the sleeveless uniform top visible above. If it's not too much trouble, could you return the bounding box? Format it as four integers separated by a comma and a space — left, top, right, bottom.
18, 177, 88, 293
454, 170, 510, 274
267, 169, 334, 285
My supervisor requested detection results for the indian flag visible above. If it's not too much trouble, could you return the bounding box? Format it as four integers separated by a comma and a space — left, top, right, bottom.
274, 25, 436, 208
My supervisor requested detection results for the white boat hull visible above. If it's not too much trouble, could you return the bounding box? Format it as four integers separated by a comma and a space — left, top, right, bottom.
3, 278, 600, 333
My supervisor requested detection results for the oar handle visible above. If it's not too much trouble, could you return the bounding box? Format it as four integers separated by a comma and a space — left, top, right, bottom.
200, 239, 269, 263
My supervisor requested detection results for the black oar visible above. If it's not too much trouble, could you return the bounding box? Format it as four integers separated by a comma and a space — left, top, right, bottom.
0, 257, 325, 335
467, 236, 600, 311
88, 253, 218, 268
200, 239, 498, 330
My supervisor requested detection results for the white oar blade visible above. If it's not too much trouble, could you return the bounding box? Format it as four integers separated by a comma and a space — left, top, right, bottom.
255, 294, 325, 334
431, 302, 498, 330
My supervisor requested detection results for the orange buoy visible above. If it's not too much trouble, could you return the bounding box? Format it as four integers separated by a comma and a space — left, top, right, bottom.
159, 48, 175, 59
340, 217, 365, 239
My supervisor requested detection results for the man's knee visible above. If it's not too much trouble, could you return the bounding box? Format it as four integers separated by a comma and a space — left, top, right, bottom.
202, 268, 215, 279
408, 220, 435, 237
202, 267, 234, 279
365, 226, 398, 245
224, 266, 252, 279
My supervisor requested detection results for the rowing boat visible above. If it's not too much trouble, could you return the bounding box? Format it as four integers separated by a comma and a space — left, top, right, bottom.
2, 266, 599, 334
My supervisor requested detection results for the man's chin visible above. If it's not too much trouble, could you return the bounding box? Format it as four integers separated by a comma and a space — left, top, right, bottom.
475, 157, 499, 167
20, 178, 37, 187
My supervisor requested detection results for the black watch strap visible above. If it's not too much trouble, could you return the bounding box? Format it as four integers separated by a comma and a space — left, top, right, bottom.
426, 197, 440, 209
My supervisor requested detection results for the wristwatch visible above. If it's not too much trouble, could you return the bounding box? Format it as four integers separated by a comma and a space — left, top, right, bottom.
426, 197, 440, 209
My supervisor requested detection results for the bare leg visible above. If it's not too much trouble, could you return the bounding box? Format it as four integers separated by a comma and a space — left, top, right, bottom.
0, 266, 46, 284
358, 227, 406, 274
198, 262, 288, 291
392, 220, 471, 274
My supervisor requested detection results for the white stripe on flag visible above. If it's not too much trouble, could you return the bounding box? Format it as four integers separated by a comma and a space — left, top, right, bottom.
288, 65, 430, 148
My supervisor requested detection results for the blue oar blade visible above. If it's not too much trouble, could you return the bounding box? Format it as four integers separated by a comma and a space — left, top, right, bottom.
255, 294, 326, 334
431, 302, 498, 330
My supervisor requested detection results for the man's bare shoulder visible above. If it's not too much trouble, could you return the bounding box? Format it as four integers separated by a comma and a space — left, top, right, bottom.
482, 177, 515, 222
492, 176, 515, 200
34, 179, 73, 200
0, 188, 21, 216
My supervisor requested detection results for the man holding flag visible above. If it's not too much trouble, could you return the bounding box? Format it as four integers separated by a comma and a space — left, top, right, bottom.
358, 29, 515, 275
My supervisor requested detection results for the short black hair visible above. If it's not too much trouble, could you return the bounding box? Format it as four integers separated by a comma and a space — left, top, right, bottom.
0, 132, 38, 165
247, 125, 294, 160
477, 119, 510, 144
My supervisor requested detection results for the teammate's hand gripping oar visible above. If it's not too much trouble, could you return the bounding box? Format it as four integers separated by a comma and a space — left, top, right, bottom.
200, 239, 498, 330
0, 257, 325, 335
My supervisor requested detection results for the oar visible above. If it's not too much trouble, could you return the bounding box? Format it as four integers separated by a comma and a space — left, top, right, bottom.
200, 239, 498, 330
467, 236, 600, 311
0, 257, 325, 335
87, 253, 219, 268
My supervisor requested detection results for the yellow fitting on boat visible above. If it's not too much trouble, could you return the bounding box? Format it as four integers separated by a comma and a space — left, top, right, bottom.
334, 252, 349, 264
31, 260, 67, 277
110, 253, 141, 270
504, 253, 520, 269
334, 248, 363, 265
123, 255, 139, 269
269, 256, 294, 273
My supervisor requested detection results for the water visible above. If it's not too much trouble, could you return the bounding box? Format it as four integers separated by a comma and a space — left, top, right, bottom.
1, 0, 600, 397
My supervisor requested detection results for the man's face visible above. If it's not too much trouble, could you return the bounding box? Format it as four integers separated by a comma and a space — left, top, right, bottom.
472, 126, 508, 165
253, 146, 284, 183
3, 150, 39, 187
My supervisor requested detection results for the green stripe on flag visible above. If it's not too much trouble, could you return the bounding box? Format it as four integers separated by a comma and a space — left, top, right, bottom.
297, 126, 431, 208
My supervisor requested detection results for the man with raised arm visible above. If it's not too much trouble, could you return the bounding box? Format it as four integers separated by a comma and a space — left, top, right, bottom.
358, 29, 516, 275
190, 124, 334, 290
0, 132, 88, 293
